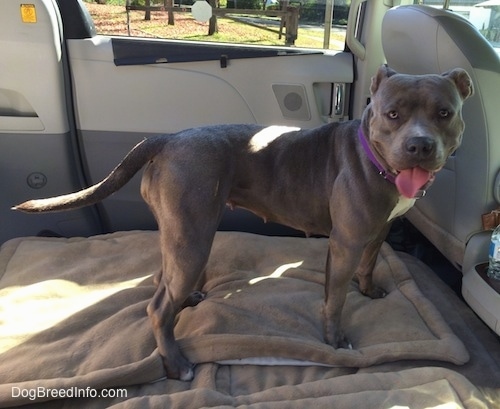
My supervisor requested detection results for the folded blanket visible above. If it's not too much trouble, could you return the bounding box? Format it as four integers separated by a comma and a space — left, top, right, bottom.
107, 366, 489, 409
177, 232, 469, 367
0, 231, 473, 407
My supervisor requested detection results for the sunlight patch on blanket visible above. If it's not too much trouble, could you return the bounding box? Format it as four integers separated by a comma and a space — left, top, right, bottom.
0, 275, 150, 353
389, 401, 464, 409
249, 261, 303, 284
223, 288, 243, 300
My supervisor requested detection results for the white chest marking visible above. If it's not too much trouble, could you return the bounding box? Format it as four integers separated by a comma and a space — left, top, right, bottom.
388, 196, 416, 222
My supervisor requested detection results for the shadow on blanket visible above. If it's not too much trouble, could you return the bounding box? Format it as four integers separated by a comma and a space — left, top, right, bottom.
0, 231, 493, 408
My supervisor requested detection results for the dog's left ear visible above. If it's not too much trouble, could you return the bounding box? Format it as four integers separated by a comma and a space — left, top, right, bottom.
370, 64, 398, 95
443, 68, 474, 100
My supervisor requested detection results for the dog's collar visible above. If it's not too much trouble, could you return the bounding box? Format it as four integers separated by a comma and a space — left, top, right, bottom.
357, 127, 398, 184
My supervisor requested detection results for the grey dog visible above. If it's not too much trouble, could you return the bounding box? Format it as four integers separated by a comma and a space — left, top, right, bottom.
14, 66, 473, 380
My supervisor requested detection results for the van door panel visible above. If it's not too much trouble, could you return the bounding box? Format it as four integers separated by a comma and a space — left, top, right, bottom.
67, 36, 353, 231
0, 0, 101, 242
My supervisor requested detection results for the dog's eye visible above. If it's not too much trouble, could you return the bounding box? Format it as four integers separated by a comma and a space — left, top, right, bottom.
387, 111, 399, 120
439, 109, 450, 118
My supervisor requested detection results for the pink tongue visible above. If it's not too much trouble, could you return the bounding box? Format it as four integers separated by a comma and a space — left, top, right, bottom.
395, 167, 432, 198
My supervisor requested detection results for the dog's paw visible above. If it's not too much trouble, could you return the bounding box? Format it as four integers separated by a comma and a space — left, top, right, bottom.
336, 335, 353, 350
163, 356, 195, 381
361, 285, 387, 299
181, 291, 206, 308
324, 326, 352, 350
179, 365, 195, 382
326, 333, 352, 350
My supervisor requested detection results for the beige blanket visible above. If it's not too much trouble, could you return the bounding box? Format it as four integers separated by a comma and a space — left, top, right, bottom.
0, 231, 493, 408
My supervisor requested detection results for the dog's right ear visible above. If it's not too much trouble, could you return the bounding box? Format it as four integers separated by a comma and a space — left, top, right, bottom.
370, 65, 398, 95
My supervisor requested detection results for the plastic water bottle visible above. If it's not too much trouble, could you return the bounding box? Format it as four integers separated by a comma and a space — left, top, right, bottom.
487, 225, 500, 280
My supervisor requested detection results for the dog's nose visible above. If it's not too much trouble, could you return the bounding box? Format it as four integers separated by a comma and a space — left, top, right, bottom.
405, 137, 435, 158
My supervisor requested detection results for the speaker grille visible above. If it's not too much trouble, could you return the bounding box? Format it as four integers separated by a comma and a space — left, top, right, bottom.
272, 84, 310, 120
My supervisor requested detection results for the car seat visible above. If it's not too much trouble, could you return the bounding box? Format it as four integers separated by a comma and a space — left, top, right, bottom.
381, 5, 500, 271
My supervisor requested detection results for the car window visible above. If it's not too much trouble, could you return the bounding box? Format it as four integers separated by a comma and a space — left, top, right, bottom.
417, 0, 500, 53
82, 0, 348, 50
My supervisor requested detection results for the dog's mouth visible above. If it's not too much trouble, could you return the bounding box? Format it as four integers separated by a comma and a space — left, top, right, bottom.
395, 167, 436, 198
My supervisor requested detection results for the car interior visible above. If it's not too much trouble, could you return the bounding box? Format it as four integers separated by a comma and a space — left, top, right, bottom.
382, 3, 500, 342
0, 0, 499, 407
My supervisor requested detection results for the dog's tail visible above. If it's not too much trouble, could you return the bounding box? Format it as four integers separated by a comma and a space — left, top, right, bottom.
13, 135, 165, 213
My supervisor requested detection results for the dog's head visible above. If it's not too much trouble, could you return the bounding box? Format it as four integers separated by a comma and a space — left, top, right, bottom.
361, 65, 473, 198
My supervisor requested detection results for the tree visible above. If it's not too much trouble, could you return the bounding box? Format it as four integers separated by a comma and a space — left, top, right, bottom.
208, 0, 218, 35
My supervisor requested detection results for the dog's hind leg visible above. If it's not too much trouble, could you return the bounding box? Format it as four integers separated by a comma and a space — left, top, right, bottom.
148, 274, 192, 380
141, 140, 233, 380
147, 210, 223, 381
147, 202, 222, 381
143, 161, 231, 380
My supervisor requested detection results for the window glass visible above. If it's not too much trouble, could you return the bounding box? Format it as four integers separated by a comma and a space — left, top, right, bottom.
82, 0, 348, 50
417, 0, 500, 53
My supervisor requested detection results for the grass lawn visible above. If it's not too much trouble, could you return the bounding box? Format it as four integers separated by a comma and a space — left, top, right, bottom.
84, 2, 346, 49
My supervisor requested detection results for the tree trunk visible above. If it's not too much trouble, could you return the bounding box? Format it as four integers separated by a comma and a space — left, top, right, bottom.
168, 0, 175, 25
208, 15, 218, 35
208, 0, 218, 35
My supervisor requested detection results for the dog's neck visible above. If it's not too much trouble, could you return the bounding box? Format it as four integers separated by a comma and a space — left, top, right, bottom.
357, 127, 398, 184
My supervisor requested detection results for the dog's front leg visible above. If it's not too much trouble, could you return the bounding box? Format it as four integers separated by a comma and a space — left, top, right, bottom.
354, 224, 390, 299
323, 236, 364, 348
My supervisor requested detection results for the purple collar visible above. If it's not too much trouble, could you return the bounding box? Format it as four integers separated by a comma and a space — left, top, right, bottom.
357, 127, 398, 184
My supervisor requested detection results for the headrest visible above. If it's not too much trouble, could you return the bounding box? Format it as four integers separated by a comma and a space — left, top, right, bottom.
382, 5, 499, 74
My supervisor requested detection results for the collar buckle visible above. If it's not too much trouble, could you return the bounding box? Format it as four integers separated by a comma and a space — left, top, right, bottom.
414, 189, 427, 199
